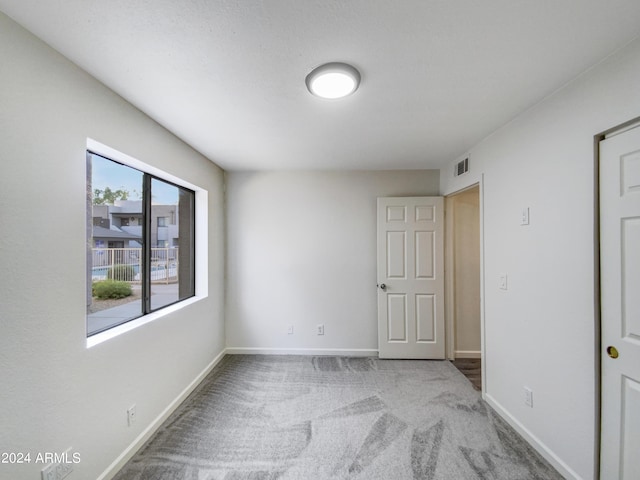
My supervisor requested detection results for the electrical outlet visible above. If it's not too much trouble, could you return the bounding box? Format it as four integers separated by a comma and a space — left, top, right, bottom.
316, 324, 324, 335
287, 325, 294, 335
524, 387, 533, 408
56, 460, 73, 480
127, 404, 137, 426
499, 274, 508, 290
41, 448, 75, 480
41, 464, 56, 480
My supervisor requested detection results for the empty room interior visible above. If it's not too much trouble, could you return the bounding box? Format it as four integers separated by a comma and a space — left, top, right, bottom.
2, 1, 640, 479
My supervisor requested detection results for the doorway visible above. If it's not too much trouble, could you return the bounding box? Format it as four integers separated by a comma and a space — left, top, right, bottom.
445, 185, 482, 390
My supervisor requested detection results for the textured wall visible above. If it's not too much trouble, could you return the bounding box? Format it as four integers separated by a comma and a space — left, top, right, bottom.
0, 13, 225, 480
226, 170, 439, 353
440, 36, 640, 480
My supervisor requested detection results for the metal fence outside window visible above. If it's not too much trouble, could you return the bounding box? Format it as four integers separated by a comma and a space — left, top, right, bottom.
91, 248, 178, 284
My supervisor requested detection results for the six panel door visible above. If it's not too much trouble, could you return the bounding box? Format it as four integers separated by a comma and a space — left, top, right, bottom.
377, 197, 444, 359
600, 125, 640, 479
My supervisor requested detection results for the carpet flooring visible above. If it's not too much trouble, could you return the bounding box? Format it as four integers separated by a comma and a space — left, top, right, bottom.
113, 355, 563, 480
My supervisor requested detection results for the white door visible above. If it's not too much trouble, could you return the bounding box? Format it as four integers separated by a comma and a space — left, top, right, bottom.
600, 124, 640, 479
377, 197, 444, 359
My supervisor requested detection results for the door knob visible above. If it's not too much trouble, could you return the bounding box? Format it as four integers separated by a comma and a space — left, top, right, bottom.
378, 283, 387, 291
606, 346, 619, 359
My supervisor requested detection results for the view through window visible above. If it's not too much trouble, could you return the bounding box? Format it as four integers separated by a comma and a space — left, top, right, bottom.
86, 152, 195, 336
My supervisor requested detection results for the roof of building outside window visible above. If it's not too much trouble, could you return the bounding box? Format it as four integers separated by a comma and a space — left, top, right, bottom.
92, 226, 142, 241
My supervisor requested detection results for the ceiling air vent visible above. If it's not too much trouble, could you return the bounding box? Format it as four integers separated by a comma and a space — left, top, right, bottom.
454, 157, 469, 177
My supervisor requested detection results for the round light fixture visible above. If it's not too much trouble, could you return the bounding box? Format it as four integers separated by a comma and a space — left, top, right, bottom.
305, 62, 361, 99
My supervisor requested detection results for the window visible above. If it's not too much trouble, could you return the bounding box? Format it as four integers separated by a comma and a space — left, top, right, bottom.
86, 151, 195, 337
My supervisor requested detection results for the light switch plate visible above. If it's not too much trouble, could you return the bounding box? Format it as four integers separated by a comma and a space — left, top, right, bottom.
521, 207, 530, 225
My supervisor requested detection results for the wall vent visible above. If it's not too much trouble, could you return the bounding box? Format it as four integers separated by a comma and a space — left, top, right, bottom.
454, 157, 469, 177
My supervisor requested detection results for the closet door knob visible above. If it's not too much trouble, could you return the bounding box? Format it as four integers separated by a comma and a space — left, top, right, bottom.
606, 346, 619, 359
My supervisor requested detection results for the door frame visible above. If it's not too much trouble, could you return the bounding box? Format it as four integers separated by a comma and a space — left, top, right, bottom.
594, 115, 640, 479
444, 178, 486, 395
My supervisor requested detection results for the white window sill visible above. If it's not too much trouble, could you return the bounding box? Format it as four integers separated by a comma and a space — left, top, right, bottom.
86, 295, 205, 348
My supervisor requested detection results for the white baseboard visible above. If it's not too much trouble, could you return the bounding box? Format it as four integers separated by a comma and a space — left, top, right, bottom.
454, 350, 481, 359
225, 347, 378, 357
484, 393, 582, 480
97, 348, 228, 480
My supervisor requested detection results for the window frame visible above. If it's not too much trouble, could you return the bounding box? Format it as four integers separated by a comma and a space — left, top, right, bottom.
86, 139, 208, 348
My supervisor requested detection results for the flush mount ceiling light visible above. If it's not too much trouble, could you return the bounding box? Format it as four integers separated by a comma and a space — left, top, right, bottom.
305, 62, 361, 99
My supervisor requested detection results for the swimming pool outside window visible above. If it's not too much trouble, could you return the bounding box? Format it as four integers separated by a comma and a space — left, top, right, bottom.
86, 152, 195, 337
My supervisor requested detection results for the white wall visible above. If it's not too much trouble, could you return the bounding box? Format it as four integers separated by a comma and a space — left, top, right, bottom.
0, 13, 225, 480
226, 170, 439, 353
440, 37, 640, 480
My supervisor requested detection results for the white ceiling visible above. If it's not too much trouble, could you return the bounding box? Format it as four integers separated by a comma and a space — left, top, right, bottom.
2, 1, 640, 171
